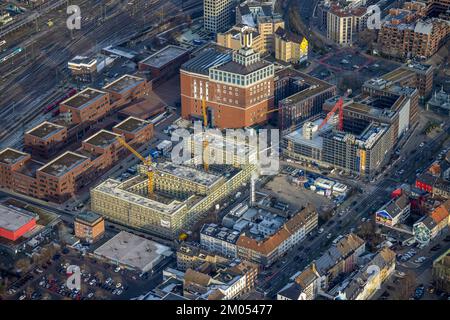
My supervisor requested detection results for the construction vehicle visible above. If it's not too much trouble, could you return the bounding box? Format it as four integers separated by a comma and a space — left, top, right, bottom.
178, 233, 188, 241
318, 97, 344, 131
116, 136, 154, 195
201, 98, 209, 172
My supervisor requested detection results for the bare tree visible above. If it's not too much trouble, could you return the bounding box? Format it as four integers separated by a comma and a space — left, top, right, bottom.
95, 271, 105, 282
393, 271, 416, 300
15, 258, 31, 272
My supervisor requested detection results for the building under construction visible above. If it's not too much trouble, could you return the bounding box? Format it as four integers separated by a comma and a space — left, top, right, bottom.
282, 114, 394, 178
90, 162, 256, 240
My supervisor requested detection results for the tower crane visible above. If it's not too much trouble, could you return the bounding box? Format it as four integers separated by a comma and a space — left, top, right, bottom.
116, 136, 154, 195
318, 97, 344, 131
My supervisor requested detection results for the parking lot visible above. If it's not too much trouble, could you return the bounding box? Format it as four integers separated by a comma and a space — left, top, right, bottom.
2, 245, 172, 300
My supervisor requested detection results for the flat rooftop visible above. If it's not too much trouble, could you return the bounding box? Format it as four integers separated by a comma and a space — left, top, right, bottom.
39, 151, 89, 177
200, 224, 240, 244
327, 122, 389, 149
61, 88, 107, 110
103, 74, 145, 94
68, 55, 96, 67
181, 49, 231, 75
114, 116, 150, 133
0, 148, 29, 165
382, 67, 414, 83
93, 179, 186, 215
26, 121, 66, 140
284, 118, 330, 149
215, 59, 270, 76
75, 211, 103, 224
276, 68, 335, 103
156, 162, 223, 187
0, 205, 35, 232
84, 130, 120, 148
94, 231, 171, 272
17, 159, 44, 178
140, 45, 189, 69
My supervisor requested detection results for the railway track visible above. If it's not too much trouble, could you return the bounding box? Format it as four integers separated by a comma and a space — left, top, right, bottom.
0, 0, 185, 146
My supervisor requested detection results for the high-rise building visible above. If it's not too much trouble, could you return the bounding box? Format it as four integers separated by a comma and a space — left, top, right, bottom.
204, 0, 236, 33
326, 5, 369, 45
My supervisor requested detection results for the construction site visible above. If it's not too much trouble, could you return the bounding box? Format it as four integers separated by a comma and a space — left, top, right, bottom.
90, 161, 256, 240
282, 95, 395, 179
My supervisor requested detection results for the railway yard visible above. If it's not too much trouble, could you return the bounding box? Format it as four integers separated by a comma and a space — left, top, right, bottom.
0, 0, 201, 148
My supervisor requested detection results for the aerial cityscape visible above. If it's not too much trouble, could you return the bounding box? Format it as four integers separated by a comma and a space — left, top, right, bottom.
0, 0, 449, 304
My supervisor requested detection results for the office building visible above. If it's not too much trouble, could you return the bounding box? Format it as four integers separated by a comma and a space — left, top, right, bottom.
180, 41, 275, 128
204, 0, 236, 33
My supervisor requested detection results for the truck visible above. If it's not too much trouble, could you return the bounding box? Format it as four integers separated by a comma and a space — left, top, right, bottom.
149, 149, 159, 159
156, 140, 172, 156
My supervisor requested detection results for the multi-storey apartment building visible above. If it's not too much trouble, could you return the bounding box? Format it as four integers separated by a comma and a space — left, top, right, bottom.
341, 247, 396, 300
24, 121, 68, 158
200, 224, 240, 258
432, 249, 450, 294
378, 3, 450, 59
91, 163, 256, 240
60, 75, 150, 125
74, 211, 105, 243
274, 28, 309, 64
217, 1, 286, 54
326, 5, 369, 45
236, 203, 319, 266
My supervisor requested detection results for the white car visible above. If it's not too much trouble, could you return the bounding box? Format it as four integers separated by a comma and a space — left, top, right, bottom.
318, 228, 324, 234
116, 289, 123, 295
114, 267, 121, 273
326, 233, 332, 239
87, 293, 94, 298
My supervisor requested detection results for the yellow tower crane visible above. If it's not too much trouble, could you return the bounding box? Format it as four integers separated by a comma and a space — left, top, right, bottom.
116, 136, 154, 195
202, 98, 209, 172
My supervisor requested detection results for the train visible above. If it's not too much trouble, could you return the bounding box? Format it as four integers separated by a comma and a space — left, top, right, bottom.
43, 88, 77, 114
0, 47, 23, 64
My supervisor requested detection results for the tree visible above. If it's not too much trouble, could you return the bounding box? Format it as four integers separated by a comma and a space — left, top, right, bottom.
357, 29, 377, 50
338, 73, 364, 92
15, 258, 31, 272
42, 292, 52, 300
393, 271, 416, 300
95, 271, 105, 282
25, 286, 34, 298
